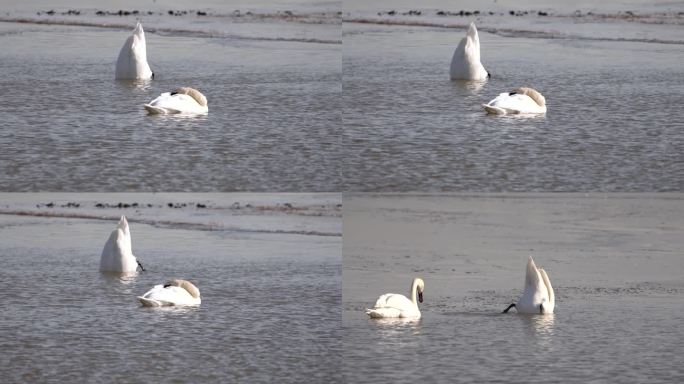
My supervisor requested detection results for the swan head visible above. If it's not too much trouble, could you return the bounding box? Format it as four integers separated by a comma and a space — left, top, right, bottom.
511, 87, 546, 107
171, 87, 208, 107
164, 279, 201, 299
412, 277, 425, 303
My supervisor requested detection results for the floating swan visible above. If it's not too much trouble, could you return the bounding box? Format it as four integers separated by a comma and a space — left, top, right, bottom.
450, 22, 489, 81
100, 216, 145, 273
483, 87, 547, 115
366, 277, 425, 319
504, 256, 555, 314
144, 87, 209, 114
138, 279, 201, 307
115, 22, 153, 80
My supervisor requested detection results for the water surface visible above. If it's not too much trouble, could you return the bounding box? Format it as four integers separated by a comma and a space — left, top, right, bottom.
343, 194, 684, 383
342, 5, 684, 191
0, 1, 341, 191
0, 193, 341, 383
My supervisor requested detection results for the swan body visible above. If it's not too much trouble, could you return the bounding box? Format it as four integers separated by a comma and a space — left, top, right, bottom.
366, 277, 425, 319
484, 87, 547, 115
100, 216, 139, 273
450, 22, 489, 80
144, 87, 208, 114
505, 256, 555, 314
138, 279, 201, 307
115, 22, 153, 80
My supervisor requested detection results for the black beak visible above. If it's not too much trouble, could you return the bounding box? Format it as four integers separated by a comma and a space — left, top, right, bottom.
418, 291, 423, 303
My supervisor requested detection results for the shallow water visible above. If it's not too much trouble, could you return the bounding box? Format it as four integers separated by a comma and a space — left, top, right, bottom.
342, 19, 684, 191
343, 194, 684, 383
0, 1, 341, 191
0, 194, 341, 383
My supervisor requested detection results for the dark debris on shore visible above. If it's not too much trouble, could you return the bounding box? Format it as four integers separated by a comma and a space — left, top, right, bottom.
378, 9, 555, 17
36, 201, 212, 209
31, 9, 344, 19
32, 201, 342, 212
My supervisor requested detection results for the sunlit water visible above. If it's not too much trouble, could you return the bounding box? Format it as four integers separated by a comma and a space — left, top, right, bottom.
342, 6, 684, 191
0, 1, 341, 191
0, 194, 341, 383
343, 194, 684, 383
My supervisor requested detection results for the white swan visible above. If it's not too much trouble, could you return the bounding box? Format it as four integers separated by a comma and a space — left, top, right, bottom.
144, 87, 208, 115
100, 216, 144, 273
504, 256, 555, 314
483, 87, 547, 115
450, 22, 489, 81
115, 22, 153, 80
138, 279, 201, 307
366, 277, 425, 319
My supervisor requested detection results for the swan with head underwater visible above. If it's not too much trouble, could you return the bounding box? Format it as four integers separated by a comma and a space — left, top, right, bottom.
366, 277, 425, 319
115, 22, 154, 80
450, 22, 489, 81
138, 279, 201, 307
503, 256, 555, 314
483, 87, 547, 115
100, 216, 145, 273
144, 87, 208, 115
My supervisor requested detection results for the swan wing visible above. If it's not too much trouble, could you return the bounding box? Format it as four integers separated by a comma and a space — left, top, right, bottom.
483, 104, 514, 115
539, 268, 555, 312
146, 93, 206, 114
373, 293, 413, 309
144, 104, 181, 115
367, 293, 419, 318
486, 93, 545, 114
139, 285, 198, 306
366, 307, 403, 318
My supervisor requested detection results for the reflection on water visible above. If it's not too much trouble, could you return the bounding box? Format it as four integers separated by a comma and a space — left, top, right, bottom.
451, 79, 487, 93
99, 271, 139, 284
139, 304, 201, 314
116, 79, 153, 91
368, 317, 423, 336
522, 313, 556, 350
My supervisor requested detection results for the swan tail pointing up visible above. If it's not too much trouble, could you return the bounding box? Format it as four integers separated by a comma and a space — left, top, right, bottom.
464, 22, 481, 64
539, 268, 555, 306
450, 22, 488, 80
525, 256, 542, 290
115, 22, 153, 80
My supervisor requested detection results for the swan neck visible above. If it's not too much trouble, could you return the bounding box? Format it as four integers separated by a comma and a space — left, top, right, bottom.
410, 279, 419, 304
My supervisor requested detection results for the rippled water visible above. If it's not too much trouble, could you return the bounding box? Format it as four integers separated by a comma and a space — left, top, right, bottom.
343, 21, 684, 191
0, 194, 341, 383
0, 2, 341, 191
343, 194, 684, 383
